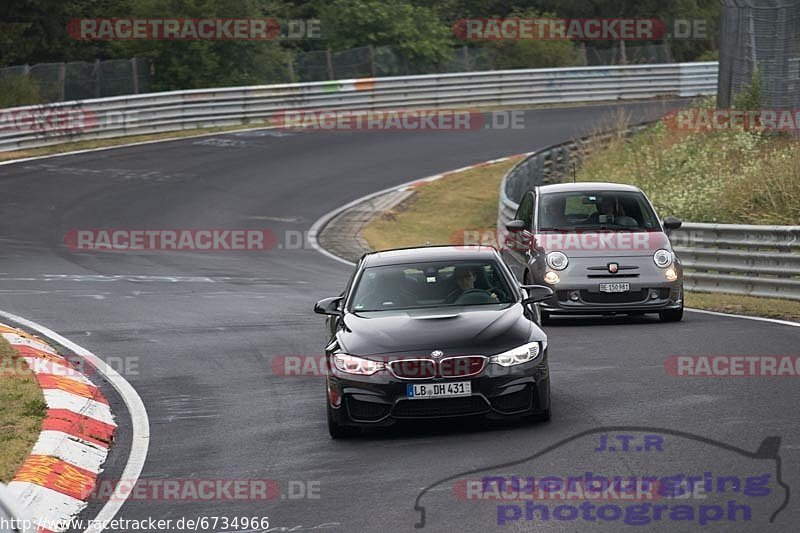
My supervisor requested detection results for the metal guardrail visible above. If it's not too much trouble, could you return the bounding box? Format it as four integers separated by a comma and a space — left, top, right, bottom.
0, 62, 717, 152
497, 135, 800, 301
673, 223, 800, 300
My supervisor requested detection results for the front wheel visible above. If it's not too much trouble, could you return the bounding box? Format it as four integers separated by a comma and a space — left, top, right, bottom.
541, 310, 552, 326
659, 305, 684, 322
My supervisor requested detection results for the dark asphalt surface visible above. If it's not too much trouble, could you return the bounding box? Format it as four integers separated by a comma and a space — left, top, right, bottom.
0, 101, 798, 532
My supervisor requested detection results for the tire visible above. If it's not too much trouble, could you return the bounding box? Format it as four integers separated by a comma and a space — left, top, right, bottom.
541, 310, 552, 326
659, 305, 684, 322
327, 402, 358, 439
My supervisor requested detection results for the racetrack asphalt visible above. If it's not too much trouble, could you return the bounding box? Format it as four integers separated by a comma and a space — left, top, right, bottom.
0, 100, 797, 532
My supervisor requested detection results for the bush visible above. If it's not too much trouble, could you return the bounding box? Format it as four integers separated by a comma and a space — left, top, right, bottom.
695, 49, 719, 62
732, 69, 761, 110
0, 76, 42, 107
489, 40, 583, 69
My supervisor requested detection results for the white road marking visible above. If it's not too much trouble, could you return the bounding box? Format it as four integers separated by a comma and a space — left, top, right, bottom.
2, 332, 61, 354
42, 390, 116, 426
6, 482, 86, 531
686, 308, 800, 327
31, 431, 110, 473
20, 356, 94, 384
0, 309, 150, 533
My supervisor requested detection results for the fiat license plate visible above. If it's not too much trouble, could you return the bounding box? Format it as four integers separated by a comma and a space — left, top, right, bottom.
599, 282, 630, 293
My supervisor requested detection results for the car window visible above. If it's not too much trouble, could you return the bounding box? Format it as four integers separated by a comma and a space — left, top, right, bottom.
350, 260, 514, 312
539, 191, 660, 231
516, 193, 534, 229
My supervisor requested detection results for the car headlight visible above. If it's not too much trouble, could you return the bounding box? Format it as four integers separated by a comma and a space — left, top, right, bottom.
665, 267, 678, 282
332, 354, 385, 375
489, 342, 541, 367
543, 271, 560, 284
653, 249, 673, 268
546, 251, 569, 270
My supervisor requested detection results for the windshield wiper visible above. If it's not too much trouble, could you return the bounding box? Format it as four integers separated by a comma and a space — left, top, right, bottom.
572, 225, 646, 231
538, 227, 576, 232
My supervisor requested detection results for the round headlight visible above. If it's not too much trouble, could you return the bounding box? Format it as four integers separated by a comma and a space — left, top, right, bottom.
546, 251, 569, 270
653, 249, 673, 268
543, 271, 560, 285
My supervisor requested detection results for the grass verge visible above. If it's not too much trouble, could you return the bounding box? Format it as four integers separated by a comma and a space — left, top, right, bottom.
0, 336, 47, 483
685, 292, 800, 322
361, 154, 800, 323
362, 156, 523, 251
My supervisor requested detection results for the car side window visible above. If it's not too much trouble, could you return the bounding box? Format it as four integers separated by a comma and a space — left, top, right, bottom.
516, 193, 534, 230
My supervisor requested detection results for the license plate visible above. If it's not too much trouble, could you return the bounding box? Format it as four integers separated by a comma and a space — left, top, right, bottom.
599, 282, 630, 293
406, 381, 471, 399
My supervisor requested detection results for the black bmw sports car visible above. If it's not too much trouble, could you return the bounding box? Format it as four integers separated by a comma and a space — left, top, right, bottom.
314, 245, 554, 438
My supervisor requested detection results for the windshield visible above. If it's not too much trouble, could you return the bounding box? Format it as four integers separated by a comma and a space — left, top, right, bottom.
350, 260, 514, 312
538, 191, 661, 232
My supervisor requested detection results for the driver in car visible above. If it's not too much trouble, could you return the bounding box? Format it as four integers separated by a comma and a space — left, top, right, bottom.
589, 196, 640, 227
591, 196, 621, 223
445, 266, 499, 304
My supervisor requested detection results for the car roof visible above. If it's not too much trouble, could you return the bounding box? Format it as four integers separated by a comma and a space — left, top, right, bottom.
536, 182, 644, 194
362, 245, 499, 267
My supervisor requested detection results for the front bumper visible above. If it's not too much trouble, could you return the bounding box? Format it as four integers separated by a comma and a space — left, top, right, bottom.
327, 353, 550, 428
532, 255, 683, 315
540, 283, 683, 315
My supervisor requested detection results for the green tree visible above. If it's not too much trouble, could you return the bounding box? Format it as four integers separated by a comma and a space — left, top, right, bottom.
108, 0, 292, 90
314, 0, 454, 69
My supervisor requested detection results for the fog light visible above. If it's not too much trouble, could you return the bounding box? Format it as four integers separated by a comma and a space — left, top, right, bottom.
543, 271, 560, 285
665, 267, 678, 282
649, 289, 660, 300
569, 291, 580, 301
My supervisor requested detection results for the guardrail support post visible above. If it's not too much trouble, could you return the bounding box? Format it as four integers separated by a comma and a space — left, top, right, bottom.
326, 48, 334, 80
131, 58, 139, 94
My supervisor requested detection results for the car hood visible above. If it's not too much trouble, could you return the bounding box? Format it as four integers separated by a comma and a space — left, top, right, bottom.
534, 230, 671, 258
337, 304, 538, 358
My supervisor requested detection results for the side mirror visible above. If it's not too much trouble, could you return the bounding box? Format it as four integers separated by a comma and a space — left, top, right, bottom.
520, 285, 554, 304
314, 296, 344, 316
505, 219, 526, 232
663, 216, 682, 230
